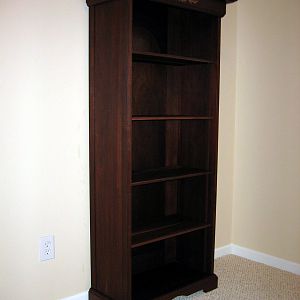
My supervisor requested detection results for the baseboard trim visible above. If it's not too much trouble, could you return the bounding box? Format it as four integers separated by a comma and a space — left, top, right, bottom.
215, 244, 300, 275
215, 244, 232, 258
231, 244, 300, 275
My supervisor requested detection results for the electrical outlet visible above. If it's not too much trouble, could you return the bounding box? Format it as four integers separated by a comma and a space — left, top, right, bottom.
39, 235, 55, 261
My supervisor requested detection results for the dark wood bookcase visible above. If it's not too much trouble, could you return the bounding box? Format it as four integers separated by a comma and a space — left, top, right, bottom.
87, 0, 236, 299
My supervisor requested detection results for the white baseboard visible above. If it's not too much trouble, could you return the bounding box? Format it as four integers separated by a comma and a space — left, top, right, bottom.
61, 244, 300, 300
215, 243, 300, 275
60, 291, 88, 300
215, 244, 232, 258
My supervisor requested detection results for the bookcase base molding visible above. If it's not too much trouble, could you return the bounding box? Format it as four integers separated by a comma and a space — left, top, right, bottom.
90, 274, 217, 300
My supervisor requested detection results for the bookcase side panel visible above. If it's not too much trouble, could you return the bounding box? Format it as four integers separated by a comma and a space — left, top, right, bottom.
89, 1, 132, 299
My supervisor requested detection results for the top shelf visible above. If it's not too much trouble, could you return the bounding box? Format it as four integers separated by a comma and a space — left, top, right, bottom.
133, 51, 215, 66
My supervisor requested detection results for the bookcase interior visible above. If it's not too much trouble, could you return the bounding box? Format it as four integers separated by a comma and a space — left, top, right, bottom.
132, 121, 210, 172
131, 1, 219, 297
132, 176, 209, 232
132, 62, 213, 117
133, 0, 218, 61
132, 230, 211, 299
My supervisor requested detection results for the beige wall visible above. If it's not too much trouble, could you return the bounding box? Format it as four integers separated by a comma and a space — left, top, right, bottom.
216, 3, 237, 248
0, 1, 90, 299
232, 0, 300, 263
1, 0, 299, 299
0, 1, 238, 299
0, 1, 237, 298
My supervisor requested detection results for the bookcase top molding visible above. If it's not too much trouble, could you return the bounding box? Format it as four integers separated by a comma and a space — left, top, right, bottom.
87, 0, 237, 17
87, 0, 237, 4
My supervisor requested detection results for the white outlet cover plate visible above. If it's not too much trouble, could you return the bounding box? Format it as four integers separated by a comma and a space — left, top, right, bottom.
40, 235, 55, 261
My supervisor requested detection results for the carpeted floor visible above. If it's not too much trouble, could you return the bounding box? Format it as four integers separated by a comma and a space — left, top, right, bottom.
175, 255, 300, 300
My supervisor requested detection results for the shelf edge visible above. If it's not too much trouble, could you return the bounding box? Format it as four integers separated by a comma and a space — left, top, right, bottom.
132, 223, 211, 248
132, 171, 211, 186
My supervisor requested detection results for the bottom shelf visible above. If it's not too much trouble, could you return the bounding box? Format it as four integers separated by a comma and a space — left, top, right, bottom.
132, 222, 215, 299
132, 262, 216, 300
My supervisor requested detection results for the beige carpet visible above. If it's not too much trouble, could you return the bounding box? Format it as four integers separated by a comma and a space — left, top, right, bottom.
175, 255, 300, 300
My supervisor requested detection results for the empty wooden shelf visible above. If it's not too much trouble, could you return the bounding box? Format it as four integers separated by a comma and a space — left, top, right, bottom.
133, 51, 215, 65
87, 0, 237, 299
132, 167, 211, 186
132, 262, 217, 300
132, 219, 211, 248
132, 115, 213, 121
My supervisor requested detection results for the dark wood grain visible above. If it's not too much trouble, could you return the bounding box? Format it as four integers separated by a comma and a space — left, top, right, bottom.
205, 18, 222, 275
132, 261, 217, 300
132, 116, 213, 120
132, 64, 212, 116
87, 0, 237, 8
133, 215, 184, 235
86, 0, 113, 7
149, 0, 226, 17
132, 167, 211, 186
89, 288, 111, 300
132, 221, 211, 248
88, 4, 97, 289
88, 0, 235, 298
133, 51, 214, 65
89, 0, 132, 299
153, 274, 218, 299
133, 2, 219, 60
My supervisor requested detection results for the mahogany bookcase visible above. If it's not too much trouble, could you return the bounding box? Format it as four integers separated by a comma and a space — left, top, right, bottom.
86, 0, 237, 299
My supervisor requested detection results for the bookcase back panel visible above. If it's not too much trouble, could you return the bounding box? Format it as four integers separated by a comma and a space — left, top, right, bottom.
132, 121, 166, 171
132, 177, 208, 231
133, 62, 212, 117
132, 230, 209, 299
132, 121, 210, 172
